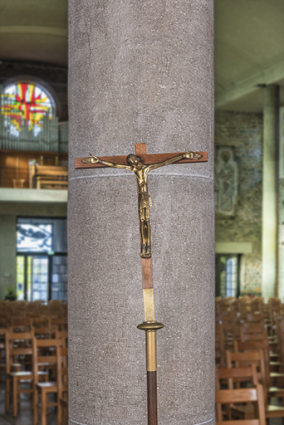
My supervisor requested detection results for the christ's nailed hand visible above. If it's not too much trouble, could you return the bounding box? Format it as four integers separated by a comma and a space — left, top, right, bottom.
89, 153, 100, 163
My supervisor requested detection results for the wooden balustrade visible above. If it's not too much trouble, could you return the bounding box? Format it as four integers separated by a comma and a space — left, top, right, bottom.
0, 149, 68, 189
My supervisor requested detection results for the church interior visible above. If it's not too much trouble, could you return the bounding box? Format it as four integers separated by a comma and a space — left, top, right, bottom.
0, 0, 284, 424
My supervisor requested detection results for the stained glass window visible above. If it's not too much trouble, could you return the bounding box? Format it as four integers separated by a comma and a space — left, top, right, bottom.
17, 223, 53, 252
1, 83, 54, 137
215, 255, 240, 298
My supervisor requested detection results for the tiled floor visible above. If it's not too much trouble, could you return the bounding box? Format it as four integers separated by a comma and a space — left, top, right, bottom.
0, 382, 57, 425
0, 380, 283, 425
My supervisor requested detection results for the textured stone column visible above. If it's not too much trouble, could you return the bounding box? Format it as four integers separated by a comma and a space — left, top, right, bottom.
68, 1, 214, 424
262, 85, 279, 300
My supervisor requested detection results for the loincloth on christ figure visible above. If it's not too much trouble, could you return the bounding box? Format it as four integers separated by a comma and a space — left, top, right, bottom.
138, 192, 152, 211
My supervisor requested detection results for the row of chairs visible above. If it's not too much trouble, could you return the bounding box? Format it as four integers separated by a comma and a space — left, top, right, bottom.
216, 352, 284, 423
0, 300, 67, 315
0, 316, 68, 331
216, 296, 283, 324
0, 301, 67, 327
216, 296, 284, 424
1, 326, 68, 425
0, 316, 68, 380
216, 320, 282, 367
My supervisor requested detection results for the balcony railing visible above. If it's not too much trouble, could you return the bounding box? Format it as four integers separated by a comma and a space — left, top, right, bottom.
0, 150, 68, 189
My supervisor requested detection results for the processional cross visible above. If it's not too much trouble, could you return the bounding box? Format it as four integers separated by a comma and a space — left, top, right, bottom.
75, 143, 208, 425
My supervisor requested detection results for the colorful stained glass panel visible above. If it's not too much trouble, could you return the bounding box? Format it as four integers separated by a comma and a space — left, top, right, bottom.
1, 83, 54, 137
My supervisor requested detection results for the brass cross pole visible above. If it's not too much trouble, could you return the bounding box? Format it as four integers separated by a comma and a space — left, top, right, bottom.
74, 143, 208, 425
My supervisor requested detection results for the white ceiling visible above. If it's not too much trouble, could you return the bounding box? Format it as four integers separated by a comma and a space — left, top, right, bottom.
0, 0, 283, 112
215, 0, 284, 111
0, 0, 67, 65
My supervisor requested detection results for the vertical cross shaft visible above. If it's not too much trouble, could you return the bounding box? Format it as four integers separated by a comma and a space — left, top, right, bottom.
136, 143, 164, 425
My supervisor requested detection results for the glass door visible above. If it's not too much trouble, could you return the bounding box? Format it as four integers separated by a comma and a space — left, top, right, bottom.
30, 255, 49, 301
16, 256, 25, 300
51, 255, 67, 300
16, 254, 49, 301
16, 218, 67, 301
17, 254, 67, 301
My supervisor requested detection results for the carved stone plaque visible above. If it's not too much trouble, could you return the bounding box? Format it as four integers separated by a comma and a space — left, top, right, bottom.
215, 147, 238, 216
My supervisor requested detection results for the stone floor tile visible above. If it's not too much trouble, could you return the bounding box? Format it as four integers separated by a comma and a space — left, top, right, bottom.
0, 382, 57, 425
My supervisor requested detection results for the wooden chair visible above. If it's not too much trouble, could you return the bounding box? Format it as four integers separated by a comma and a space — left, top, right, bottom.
51, 318, 68, 332
240, 323, 268, 343
33, 326, 54, 340
5, 329, 48, 417
240, 322, 280, 370
238, 298, 253, 320
246, 313, 264, 324
10, 316, 32, 332
241, 321, 275, 344
31, 316, 51, 329
0, 328, 6, 382
277, 320, 284, 362
250, 298, 264, 315
216, 385, 266, 425
55, 330, 68, 347
0, 316, 9, 328
216, 365, 259, 421
216, 323, 226, 367
226, 350, 267, 393
219, 313, 240, 350
235, 340, 284, 389
32, 337, 63, 425
236, 340, 284, 402
216, 365, 258, 390
227, 348, 284, 420
57, 346, 68, 425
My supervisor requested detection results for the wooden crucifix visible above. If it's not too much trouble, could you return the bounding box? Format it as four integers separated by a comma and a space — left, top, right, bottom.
74, 143, 208, 425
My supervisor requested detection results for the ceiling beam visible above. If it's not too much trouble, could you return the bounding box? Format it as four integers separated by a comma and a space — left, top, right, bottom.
215, 59, 284, 108
0, 26, 67, 38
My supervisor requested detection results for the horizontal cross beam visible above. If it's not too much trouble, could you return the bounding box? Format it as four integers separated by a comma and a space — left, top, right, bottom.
74, 151, 208, 169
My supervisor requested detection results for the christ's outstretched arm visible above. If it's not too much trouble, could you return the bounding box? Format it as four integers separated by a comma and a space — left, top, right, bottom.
89, 153, 131, 170
146, 151, 195, 172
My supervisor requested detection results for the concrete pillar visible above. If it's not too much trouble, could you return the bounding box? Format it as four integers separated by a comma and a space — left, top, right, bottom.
0, 215, 16, 300
68, 1, 214, 424
278, 107, 284, 300
262, 85, 280, 300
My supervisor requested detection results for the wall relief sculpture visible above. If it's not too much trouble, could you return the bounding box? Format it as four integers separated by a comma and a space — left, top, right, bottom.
215, 147, 238, 216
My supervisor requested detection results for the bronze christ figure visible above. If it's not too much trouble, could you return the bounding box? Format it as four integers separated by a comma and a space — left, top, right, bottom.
88, 151, 196, 258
